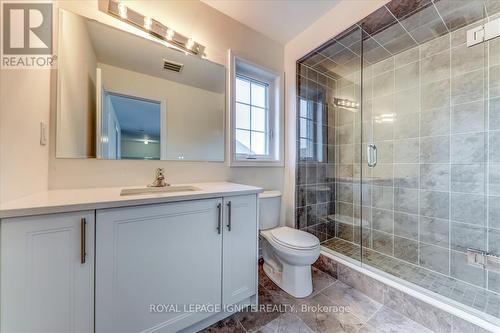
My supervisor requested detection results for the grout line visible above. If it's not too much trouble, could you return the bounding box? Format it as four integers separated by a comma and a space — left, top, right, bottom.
360, 25, 394, 58
236, 318, 248, 333
385, 4, 419, 45
356, 307, 379, 332
431, 0, 451, 34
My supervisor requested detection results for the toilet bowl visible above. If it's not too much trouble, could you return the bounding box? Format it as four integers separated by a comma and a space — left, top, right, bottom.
259, 191, 320, 298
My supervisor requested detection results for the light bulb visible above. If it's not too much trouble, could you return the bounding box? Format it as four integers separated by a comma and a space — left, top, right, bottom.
166, 28, 174, 41
118, 2, 127, 19
144, 17, 152, 30
186, 38, 194, 50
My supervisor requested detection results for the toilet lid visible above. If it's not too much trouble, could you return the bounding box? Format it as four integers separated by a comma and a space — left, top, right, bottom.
270, 227, 319, 250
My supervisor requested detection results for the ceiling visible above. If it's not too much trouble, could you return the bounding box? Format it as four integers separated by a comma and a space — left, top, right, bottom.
109, 94, 161, 139
87, 20, 225, 93
200, 0, 341, 44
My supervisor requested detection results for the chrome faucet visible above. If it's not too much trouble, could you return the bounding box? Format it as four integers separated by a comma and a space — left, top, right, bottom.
148, 168, 169, 187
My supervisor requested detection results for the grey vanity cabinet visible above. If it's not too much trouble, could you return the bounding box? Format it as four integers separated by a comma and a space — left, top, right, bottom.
0, 194, 258, 333
222, 195, 258, 306
95, 198, 223, 333
1, 211, 95, 333
95, 195, 258, 333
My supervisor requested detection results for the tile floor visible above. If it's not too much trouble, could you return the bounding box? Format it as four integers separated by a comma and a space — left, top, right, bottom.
323, 237, 500, 319
199, 264, 433, 333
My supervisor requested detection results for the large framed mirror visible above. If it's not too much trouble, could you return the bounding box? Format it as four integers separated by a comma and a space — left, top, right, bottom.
56, 9, 225, 161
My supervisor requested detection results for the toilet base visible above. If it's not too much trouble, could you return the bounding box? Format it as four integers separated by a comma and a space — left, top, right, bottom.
263, 259, 313, 298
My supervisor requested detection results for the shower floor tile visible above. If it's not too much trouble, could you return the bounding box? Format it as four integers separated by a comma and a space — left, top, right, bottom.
322, 237, 500, 320
200, 262, 434, 333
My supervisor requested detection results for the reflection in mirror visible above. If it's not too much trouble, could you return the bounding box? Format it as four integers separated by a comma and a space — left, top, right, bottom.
100, 93, 162, 160
56, 9, 225, 161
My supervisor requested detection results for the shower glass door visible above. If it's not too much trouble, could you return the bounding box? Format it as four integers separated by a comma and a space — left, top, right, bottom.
359, 0, 500, 322
295, 26, 363, 265
297, 0, 500, 325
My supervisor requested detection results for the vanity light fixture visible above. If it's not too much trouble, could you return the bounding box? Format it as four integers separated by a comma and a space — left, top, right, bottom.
144, 17, 152, 30
333, 97, 359, 111
166, 28, 174, 41
117, 2, 127, 19
107, 0, 204, 56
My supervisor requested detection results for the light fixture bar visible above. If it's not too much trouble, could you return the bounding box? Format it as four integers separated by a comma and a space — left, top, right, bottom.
106, 0, 204, 56
333, 97, 359, 112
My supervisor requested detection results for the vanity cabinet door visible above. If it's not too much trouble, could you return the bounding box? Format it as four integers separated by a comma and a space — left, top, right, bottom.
1, 211, 95, 333
96, 198, 223, 333
222, 195, 258, 305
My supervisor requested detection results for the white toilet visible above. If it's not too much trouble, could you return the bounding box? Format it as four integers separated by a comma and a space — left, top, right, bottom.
259, 191, 320, 298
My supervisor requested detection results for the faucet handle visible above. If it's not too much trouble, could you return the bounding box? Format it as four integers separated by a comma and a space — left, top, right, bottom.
154, 168, 165, 179
148, 168, 168, 187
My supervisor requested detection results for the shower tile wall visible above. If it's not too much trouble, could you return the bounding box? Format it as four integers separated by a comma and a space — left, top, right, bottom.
295, 65, 337, 242
353, 21, 500, 294
296, 0, 500, 318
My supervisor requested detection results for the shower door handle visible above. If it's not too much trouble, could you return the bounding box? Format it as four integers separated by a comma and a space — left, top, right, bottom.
367, 144, 377, 168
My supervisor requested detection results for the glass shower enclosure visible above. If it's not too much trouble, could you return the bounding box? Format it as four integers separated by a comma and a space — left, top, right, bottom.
296, 0, 500, 326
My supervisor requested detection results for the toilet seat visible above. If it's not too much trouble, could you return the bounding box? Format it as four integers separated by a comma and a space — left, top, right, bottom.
263, 227, 320, 250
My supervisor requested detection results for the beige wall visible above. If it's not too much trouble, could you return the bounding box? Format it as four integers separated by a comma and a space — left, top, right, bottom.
0, 1, 285, 203
47, 0, 284, 194
57, 9, 97, 158
0, 70, 51, 203
282, 0, 391, 226
1, 0, 391, 224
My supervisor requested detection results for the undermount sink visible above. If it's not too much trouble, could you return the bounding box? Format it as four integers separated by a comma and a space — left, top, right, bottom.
120, 186, 201, 196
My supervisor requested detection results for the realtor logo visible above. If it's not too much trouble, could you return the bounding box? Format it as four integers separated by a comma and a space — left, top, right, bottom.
1, 2, 55, 68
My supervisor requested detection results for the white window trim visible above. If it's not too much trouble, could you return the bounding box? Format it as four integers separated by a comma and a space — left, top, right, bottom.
228, 50, 284, 167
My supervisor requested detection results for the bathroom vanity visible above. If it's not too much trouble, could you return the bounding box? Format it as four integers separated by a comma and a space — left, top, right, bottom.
0, 182, 261, 333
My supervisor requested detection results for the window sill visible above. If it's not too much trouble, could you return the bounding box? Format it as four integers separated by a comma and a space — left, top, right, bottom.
230, 160, 284, 167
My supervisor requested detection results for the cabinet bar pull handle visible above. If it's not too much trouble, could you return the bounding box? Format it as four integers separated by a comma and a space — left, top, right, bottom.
80, 218, 87, 264
217, 203, 222, 234
227, 201, 232, 231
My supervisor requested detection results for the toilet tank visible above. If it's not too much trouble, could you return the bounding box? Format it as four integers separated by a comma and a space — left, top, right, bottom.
258, 191, 281, 230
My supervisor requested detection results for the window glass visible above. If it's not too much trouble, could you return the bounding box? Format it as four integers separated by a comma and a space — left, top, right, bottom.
298, 97, 315, 160
235, 103, 250, 129
251, 131, 266, 155
251, 107, 266, 132
235, 77, 250, 104
235, 75, 269, 157
235, 129, 251, 154
251, 83, 266, 108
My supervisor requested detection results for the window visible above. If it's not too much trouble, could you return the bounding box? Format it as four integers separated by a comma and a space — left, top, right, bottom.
298, 97, 324, 162
230, 51, 283, 166
298, 98, 314, 160
235, 75, 269, 157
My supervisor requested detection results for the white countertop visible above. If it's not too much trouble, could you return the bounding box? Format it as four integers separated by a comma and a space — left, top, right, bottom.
0, 182, 263, 219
